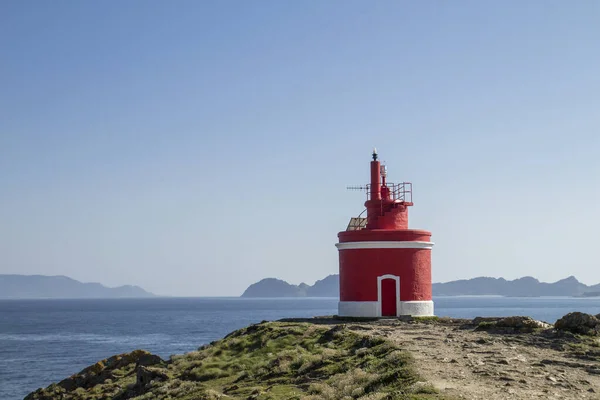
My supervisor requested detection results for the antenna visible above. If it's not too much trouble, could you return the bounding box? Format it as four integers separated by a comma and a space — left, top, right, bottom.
347, 185, 368, 191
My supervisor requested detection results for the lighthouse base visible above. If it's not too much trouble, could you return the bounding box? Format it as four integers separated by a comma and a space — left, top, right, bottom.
338, 300, 434, 318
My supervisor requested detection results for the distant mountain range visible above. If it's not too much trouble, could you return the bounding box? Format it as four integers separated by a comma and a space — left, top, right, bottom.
0, 274, 155, 299
434, 276, 600, 297
241, 275, 600, 298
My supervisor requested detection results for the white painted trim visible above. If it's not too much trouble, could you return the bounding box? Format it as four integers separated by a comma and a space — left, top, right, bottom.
401, 301, 435, 316
377, 275, 401, 317
338, 300, 435, 317
335, 241, 434, 250
338, 301, 379, 317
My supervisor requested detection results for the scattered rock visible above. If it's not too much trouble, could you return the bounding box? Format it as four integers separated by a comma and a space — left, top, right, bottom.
58, 350, 163, 391
473, 316, 550, 333
472, 317, 501, 326
136, 353, 164, 367
25, 350, 165, 400
496, 316, 551, 330
555, 312, 600, 335
135, 366, 168, 388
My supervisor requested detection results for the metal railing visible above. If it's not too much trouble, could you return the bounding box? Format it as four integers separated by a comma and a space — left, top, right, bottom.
345, 183, 413, 231
365, 182, 413, 203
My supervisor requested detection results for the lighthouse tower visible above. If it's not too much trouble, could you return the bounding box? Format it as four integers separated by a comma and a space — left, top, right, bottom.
336, 149, 434, 317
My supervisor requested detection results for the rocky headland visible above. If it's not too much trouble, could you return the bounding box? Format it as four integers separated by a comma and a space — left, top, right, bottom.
26, 312, 600, 400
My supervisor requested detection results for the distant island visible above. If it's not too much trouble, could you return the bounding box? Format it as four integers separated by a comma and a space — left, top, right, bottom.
241, 275, 339, 298
241, 274, 600, 298
0, 274, 155, 299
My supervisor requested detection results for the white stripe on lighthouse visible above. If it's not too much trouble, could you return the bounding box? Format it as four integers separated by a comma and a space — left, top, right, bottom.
337, 301, 434, 317
335, 241, 434, 250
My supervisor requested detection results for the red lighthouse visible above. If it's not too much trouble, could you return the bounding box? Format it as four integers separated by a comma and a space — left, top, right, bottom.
336, 149, 434, 317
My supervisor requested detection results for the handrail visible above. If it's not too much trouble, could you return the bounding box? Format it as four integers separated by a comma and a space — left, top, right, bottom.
348, 182, 413, 231
363, 182, 412, 203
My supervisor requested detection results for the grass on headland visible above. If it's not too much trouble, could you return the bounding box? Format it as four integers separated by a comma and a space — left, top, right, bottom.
27, 321, 447, 400
165, 322, 445, 399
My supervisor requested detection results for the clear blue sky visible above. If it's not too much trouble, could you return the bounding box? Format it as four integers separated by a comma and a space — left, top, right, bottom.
1, 1, 599, 296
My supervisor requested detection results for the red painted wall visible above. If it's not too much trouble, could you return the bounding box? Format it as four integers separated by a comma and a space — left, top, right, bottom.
370, 161, 381, 201
338, 248, 432, 302
377, 206, 409, 230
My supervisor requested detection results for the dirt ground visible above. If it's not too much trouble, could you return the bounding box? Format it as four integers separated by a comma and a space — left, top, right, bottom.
343, 319, 600, 400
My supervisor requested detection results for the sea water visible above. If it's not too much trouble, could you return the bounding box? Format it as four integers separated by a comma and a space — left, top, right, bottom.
1, 296, 599, 400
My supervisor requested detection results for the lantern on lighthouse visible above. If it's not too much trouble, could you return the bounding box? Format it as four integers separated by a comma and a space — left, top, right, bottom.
336, 150, 434, 317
